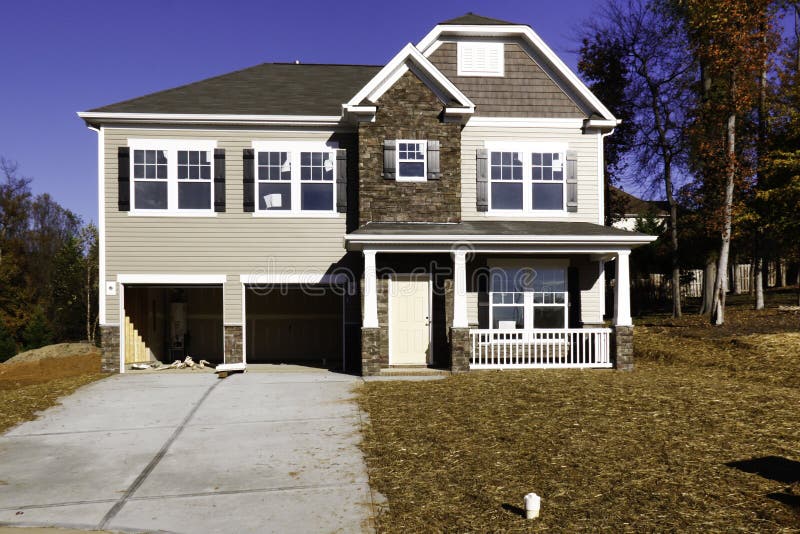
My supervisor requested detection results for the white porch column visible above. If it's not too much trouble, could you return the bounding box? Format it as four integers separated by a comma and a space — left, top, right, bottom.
614, 249, 632, 326
363, 249, 379, 328
452, 249, 468, 328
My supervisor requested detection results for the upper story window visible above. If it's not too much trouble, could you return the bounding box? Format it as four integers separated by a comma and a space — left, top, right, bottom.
487, 143, 566, 214
253, 142, 336, 214
397, 140, 427, 181
129, 140, 216, 214
457, 41, 504, 77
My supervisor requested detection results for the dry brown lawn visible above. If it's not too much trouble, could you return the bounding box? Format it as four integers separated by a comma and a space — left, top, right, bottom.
357, 294, 800, 532
0, 349, 108, 434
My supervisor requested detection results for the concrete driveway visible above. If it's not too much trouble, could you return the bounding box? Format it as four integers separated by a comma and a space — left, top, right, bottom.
0, 370, 376, 533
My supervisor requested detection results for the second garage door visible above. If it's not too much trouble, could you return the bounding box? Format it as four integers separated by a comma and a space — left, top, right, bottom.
245, 285, 343, 366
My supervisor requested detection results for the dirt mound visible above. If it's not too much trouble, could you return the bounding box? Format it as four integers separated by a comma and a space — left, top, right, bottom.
4, 342, 100, 364
0, 352, 102, 390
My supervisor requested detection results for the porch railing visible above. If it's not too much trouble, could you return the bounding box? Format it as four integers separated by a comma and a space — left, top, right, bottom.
469, 328, 613, 369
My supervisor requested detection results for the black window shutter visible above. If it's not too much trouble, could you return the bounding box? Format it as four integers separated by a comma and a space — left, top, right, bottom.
118, 147, 130, 212
243, 149, 255, 213
336, 148, 347, 213
476, 148, 488, 212
382, 140, 396, 180
214, 148, 226, 213
427, 140, 440, 180
566, 150, 578, 213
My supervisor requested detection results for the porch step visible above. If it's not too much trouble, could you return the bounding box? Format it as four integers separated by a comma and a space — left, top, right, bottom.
378, 367, 451, 377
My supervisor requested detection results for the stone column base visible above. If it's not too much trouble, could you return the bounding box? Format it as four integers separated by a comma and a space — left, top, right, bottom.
99, 325, 120, 373
449, 327, 471, 373
224, 325, 243, 363
613, 325, 634, 371
361, 327, 384, 376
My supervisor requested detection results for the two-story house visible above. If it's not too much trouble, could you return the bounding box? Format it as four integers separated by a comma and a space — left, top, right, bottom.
79, 13, 654, 375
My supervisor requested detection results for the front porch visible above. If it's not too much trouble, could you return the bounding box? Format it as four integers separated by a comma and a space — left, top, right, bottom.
346, 221, 654, 374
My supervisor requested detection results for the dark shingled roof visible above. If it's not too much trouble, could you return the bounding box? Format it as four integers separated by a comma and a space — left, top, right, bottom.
89, 63, 382, 116
440, 13, 521, 26
351, 221, 649, 239
609, 186, 669, 216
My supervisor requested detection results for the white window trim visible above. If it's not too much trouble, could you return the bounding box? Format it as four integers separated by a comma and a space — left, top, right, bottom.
395, 139, 427, 182
128, 139, 217, 216
485, 141, 567, 216
457, 41, 505, 77
251, 140, 339, 217
486, 260, 569, 330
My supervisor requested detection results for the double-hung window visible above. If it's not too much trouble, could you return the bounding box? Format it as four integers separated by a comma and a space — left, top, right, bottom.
254, 142, 336, 214
129, 140, 216, 215
396, 140, 427, 181
488, 264, 568, 330
487, 143, 566, 213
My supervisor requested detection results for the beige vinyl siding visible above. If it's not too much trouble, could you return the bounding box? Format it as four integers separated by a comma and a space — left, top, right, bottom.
461, 124, 600, 224
103, 126, 351, 324
579, 261, 604, 325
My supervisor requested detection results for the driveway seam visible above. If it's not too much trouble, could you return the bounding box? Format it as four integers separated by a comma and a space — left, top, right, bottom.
97, 377, 223, 530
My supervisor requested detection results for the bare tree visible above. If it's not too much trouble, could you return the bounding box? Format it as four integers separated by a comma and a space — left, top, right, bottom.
581, 0, 695, 317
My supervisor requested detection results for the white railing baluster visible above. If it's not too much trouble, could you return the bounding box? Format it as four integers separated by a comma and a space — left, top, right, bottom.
467, 328, 612, 370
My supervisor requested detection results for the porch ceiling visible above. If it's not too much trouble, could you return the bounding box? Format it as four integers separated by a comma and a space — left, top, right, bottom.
345, 221, 656, 252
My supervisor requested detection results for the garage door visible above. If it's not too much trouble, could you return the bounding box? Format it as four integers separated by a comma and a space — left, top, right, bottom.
245, 285, 343, 365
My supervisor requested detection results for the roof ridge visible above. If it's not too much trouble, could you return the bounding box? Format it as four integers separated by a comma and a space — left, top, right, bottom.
439, 12, 522, 26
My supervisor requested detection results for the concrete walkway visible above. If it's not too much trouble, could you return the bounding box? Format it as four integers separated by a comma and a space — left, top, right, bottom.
0, 370, 375, 533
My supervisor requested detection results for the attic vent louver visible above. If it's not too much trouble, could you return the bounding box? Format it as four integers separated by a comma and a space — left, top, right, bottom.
457, 41, 504, 77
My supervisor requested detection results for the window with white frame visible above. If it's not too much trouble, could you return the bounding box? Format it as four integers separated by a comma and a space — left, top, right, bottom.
254, 143, 336, 213
130, 140, 216, 213
488, 144, 565, 213
489, 266, 567, 329
396, 140, 426, 181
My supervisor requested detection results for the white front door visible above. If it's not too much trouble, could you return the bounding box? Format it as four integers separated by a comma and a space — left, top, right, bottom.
389, 277, 430, 365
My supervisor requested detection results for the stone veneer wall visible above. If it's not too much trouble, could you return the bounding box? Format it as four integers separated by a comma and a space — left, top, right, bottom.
358, 70, 463, 225
613, 325, 634, 371
224, 325, 243, 364
99, 325, 120, 373
449, 327, 471, 373
360, 278, 389, 375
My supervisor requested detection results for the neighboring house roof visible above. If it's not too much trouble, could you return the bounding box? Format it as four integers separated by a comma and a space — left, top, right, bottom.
440, 13, 521, 25
346, 221, 654, 247
609, 186, 669, 217
88, 63, 381, 116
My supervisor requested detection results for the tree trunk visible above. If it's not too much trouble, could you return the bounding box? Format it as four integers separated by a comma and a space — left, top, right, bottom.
664, 159, 681, 318
754, 255, 765, 310
711, 107, 737, 326
779, 260, 787, 287
700, 254, 717, 315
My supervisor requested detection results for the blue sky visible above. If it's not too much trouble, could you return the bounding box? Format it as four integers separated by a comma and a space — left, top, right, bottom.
0, 0, 632, 223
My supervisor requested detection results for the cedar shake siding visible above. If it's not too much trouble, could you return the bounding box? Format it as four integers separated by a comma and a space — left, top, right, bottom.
358, 70, 462, 224
428, 41, 587, 118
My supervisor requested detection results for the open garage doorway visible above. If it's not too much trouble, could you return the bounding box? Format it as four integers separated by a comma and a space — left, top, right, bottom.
123, 285, 224, 366
245, 284, 344, 368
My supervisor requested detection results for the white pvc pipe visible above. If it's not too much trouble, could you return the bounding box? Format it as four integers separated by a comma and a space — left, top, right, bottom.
524, 493, 541, 519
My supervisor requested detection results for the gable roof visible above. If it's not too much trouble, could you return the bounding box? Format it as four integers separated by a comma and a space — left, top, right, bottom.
344, 43, 474, 115
416, 22, 618, 123
440, 13, 520, 26
87, 63, 381, 117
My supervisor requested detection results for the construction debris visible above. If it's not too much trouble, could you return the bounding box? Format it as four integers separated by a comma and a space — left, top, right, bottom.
148, 357, 213, 371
